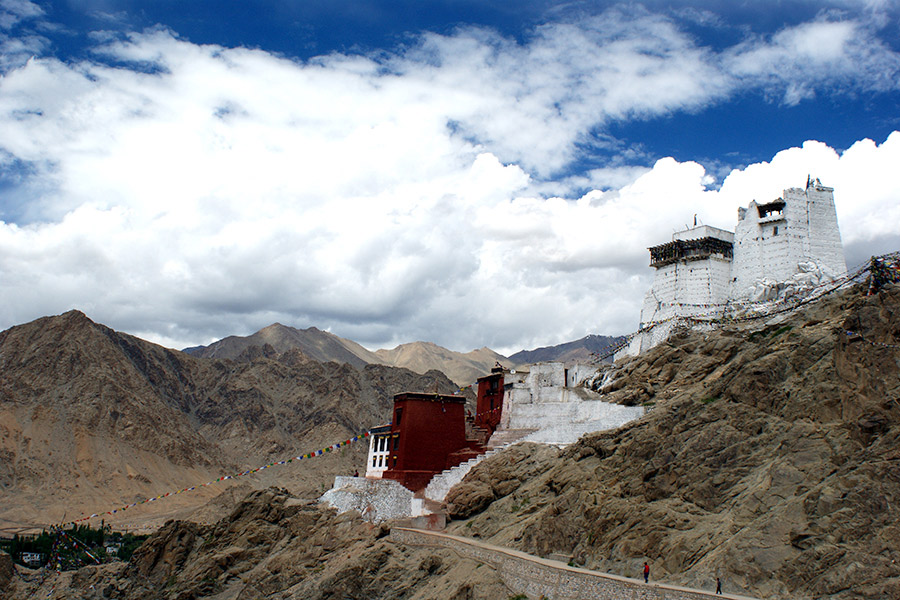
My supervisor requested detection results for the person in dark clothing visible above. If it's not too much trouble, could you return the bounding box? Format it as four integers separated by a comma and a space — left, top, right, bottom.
716, 578, 722, 594
643, 562, 650, 583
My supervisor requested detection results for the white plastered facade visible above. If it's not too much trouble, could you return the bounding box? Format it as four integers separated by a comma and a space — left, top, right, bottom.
621, 180, 847, 358
499, 362, 644, 445
731, 182, 846, 301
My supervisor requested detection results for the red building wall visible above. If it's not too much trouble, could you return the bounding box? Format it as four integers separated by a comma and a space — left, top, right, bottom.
382, 392, 480, 491
475, 366, 504, 435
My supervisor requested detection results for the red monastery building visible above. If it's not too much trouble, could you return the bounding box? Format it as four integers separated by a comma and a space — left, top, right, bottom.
474, 364, 505, 436
372, 392, 486, 492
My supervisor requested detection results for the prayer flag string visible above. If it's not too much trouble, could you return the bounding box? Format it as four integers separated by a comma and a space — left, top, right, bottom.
52, 431, 371, 529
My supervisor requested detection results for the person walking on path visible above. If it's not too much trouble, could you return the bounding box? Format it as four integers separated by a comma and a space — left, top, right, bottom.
643, 562, 650, 583
716, 577, 722, 594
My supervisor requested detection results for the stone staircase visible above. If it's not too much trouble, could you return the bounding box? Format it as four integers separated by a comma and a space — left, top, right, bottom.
423, 447, 502, 503
424, 428, 536, 504
465, 416, 491, 447
486, 428, 537, 449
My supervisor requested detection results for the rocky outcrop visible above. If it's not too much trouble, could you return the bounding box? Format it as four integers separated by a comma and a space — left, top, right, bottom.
445, 443, 560, 519
446, 284, 900, 600
5, 488, 511, 600
0, 551, 13, 593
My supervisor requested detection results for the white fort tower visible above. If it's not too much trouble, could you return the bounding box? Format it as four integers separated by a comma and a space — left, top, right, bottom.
624, 178, 847, 356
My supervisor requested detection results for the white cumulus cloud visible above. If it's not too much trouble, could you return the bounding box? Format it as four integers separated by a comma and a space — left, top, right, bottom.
0, 10, 899, 354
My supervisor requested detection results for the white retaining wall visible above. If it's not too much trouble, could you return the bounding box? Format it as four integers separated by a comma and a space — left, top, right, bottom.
507, 401, 644, 446
320, 476, 414, 523
505, 399, 643, 430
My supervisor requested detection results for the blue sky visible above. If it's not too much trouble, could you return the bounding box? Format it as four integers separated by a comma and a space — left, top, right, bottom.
1, 0, 899, 354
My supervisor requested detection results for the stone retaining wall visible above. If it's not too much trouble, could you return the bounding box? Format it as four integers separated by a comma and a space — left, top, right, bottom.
320, 476, 413, 523
390, 527, 759, 600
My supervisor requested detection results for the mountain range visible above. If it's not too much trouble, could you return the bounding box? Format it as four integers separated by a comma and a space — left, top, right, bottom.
3, 282, 897, 599
0, 309, 614, 534
507, 333, 623, 365
184, 323, 619, 386
0, 310, 461, 533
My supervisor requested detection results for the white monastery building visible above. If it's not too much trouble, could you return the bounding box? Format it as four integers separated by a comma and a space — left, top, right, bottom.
623, 178, 847, 356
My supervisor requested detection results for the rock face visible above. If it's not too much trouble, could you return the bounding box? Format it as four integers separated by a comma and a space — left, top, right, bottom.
0, 311, 460, 531
0, 551, 13, 593
6, 488, 511, 600
445, 284, 900, 599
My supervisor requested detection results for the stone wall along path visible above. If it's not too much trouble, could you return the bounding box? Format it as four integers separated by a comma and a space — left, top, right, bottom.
390, 527, 764, 600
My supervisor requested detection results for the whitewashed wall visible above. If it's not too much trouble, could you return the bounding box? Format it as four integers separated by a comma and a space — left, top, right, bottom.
731, 183, 846, 299
320, 476, 414, 523
625, 181, 847, 359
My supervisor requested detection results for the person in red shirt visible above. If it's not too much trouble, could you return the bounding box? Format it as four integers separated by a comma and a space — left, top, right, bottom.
643, 562, 650, 583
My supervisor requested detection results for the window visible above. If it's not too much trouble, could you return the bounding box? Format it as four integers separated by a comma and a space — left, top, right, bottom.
393, 435, 400, 450
395, 407, 403, 425
773, 226, 779, 236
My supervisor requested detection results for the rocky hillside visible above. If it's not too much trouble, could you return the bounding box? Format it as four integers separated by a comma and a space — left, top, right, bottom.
3, 283, 897, 600
509, 333, 623, 365
0, 311, 460, 532
4, 488, 511, 600
446, 283, 900, 599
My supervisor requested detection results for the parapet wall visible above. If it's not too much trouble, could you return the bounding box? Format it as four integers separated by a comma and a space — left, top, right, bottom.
390, 527, 754, 600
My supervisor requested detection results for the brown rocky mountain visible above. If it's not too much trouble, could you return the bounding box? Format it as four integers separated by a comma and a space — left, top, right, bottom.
508, 333, 624, 365
186, 323, 512, 386
183, 323, 382, 368
0, 311, 460, 533
445, 283, 900, 599
374, 342, 512, 387
3, 283, 898, 600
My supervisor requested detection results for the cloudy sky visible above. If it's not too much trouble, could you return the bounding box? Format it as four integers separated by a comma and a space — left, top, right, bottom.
1, 0, 899, 355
